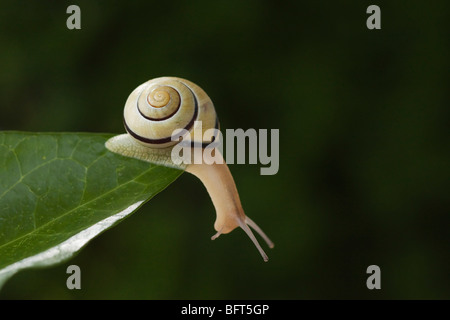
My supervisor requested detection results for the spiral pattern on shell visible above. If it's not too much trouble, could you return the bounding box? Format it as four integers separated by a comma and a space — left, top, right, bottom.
123, 77, 218, 148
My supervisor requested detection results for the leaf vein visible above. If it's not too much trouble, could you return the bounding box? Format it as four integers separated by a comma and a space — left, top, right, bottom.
0, 167, 156, 251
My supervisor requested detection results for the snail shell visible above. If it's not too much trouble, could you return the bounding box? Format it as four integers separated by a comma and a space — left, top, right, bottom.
123, 77, 219, 149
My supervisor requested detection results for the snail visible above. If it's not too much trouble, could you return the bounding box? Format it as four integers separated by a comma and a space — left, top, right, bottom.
105, 77, 274, 261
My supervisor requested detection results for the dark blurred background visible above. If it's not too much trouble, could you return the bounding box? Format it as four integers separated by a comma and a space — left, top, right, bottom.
0, 0, 449, 299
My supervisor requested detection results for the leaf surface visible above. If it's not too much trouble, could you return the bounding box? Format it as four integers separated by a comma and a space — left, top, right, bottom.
0, 132, 182, 288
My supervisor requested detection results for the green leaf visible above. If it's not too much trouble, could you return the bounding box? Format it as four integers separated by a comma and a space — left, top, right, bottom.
0, 131, 183, 289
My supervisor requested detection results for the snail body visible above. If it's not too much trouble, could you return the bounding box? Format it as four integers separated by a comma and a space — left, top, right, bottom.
106, 77, 273, 261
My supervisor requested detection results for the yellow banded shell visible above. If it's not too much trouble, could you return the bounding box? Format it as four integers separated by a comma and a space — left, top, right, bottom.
123, 77, 219, 149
